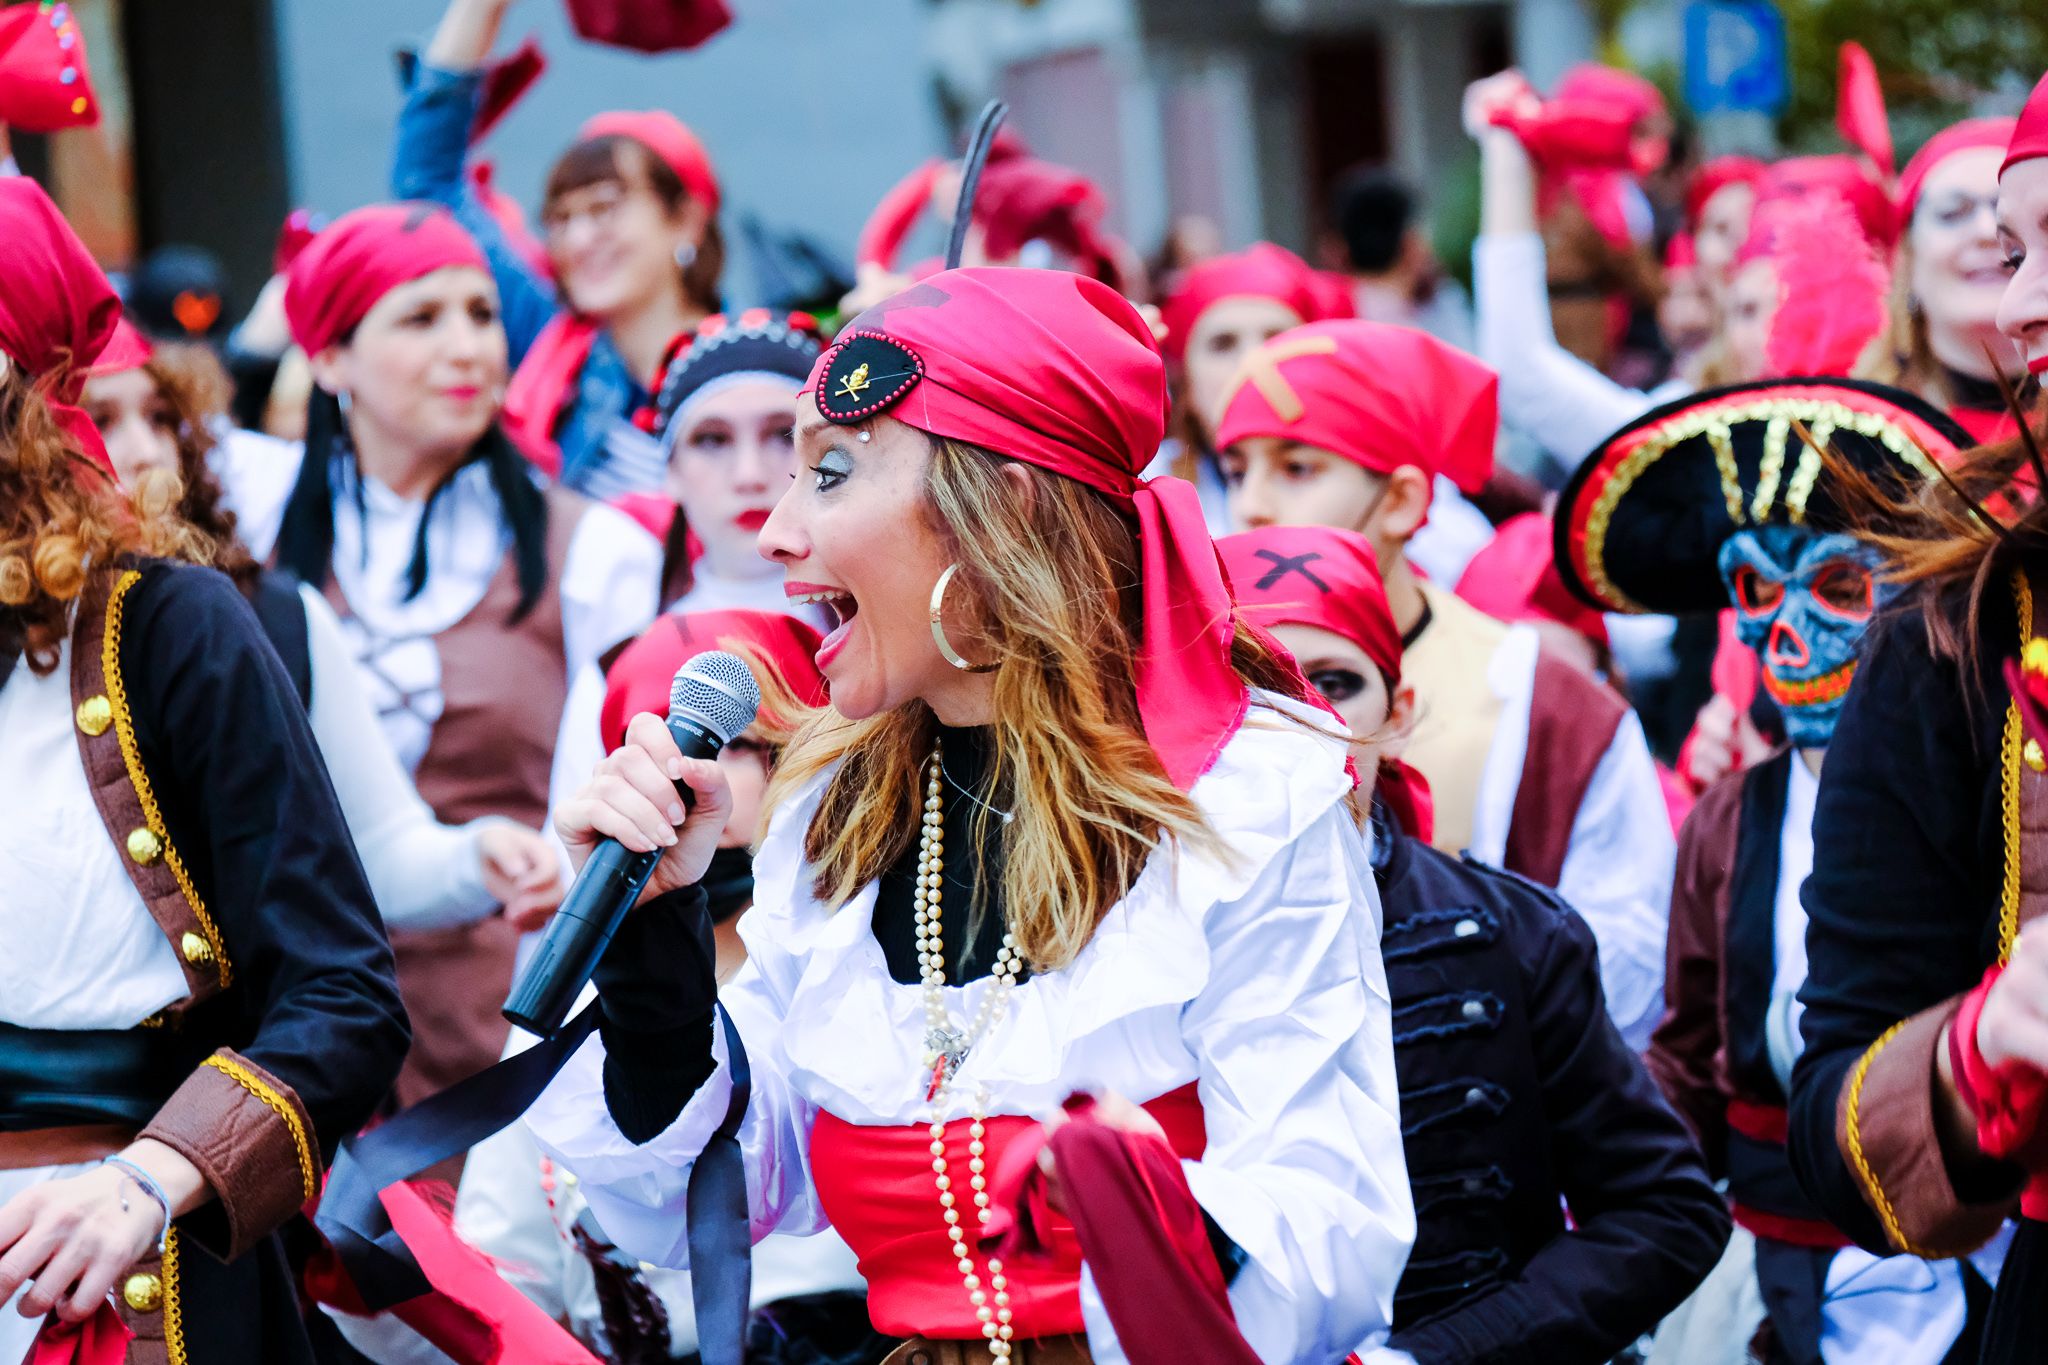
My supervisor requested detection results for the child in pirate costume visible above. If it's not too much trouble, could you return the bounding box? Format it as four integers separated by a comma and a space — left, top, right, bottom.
1215, 320, 1676, 1050
0, 180, 407, 1361
1220, 525, 1729, 1363
1554, 376, 1988, 1363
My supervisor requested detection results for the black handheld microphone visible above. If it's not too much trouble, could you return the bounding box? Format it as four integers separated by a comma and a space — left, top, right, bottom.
503, 651, 761, 1038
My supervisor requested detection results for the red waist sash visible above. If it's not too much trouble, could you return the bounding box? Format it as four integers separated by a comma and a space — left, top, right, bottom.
809, 1083, 1207, 1340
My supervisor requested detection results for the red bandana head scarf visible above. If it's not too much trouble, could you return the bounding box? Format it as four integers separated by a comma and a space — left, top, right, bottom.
0, 177, 120, 477
1896, 118, 2015, 234
284, 203, 490, 356
578, 110, 722, 215
802, 266, 1248, 789
1218, 525, 1431, 840
1683, 155, 1766, 232
601, 609, 825, 753
2003, 70, 2048, 178
1158, 243, 1349, 366
87, 318, 155, 377
1211, 318, 1499, 495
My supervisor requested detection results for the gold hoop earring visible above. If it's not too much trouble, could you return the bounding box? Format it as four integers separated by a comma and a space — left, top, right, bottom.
929, 563, 996, 674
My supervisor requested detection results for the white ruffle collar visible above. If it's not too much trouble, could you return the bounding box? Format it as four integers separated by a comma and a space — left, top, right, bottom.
737, 695, 1353, 1124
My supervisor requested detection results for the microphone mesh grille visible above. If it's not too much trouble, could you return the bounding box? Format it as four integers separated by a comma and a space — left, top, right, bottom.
670, 651, 762, 746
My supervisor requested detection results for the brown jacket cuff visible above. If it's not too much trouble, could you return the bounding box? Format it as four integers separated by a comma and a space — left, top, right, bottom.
1834, 998, 2017, 1257
140, 1050, 318, 1261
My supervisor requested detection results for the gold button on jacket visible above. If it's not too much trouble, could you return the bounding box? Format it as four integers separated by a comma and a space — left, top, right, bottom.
122, 1272, 163, 1313
127, 827, 164, 866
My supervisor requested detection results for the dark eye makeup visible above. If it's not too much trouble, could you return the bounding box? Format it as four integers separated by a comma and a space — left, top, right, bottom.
1308, 668, 1368, 703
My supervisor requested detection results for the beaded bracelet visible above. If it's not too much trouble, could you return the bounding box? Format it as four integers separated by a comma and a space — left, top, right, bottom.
102, 1156, 173, 1253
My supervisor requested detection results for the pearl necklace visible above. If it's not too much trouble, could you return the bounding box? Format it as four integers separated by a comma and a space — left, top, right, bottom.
915, 742, 1022, 1361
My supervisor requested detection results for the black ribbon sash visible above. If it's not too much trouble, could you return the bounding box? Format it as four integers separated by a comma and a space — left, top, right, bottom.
316, 1003, 753, 1363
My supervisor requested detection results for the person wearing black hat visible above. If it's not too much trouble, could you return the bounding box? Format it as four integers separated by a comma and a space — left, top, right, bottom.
1555, 376, 1994, 1364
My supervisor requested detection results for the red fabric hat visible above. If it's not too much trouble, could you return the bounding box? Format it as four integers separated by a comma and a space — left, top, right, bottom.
273, 208, 328, 277
1159, 243, 1343, 366
578, 110, 721, 215
1683, 155, 1766, 230
601, 610, 824, 753
1212, 319, 1499, 496
803, 267, 1249, 790
0, 1, 99, 133
284, 204, 490, 356
1555, 63, 1667, 127
0, 177, 119, 477
1218, 525, 1432, 841
2003, 71, 2048, 178
1455, 513, 1609, 648
1753, 156, 1897, 250
87, 317, 154, 377
1898, 118, 2016, 232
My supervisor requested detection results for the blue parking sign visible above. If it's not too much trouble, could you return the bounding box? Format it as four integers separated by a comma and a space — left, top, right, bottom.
1684, 0, 1788, 115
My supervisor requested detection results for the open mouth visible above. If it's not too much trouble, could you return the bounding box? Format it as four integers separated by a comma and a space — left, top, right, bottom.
1763, 660, 1857, 708
788, 583, 859, 665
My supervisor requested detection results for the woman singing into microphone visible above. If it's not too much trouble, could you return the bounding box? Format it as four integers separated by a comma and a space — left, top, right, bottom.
529, 268, 1413, 1363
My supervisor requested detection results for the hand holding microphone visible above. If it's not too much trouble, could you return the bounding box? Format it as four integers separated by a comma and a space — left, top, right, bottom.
505, 652, 760, 1036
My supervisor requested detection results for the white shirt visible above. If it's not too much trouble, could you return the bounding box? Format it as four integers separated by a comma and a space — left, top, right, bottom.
0, 645, 190, 1358
215, 436, 661, 772
1765, 755, 1820, 1090
526, 699, 1415, 1363
1463, 623, 1677, 1051
1474, 232, 1690, 469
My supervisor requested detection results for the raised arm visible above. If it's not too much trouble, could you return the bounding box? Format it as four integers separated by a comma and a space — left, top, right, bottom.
391, 0, 559, 361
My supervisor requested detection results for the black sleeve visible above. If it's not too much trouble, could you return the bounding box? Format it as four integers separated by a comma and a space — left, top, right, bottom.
1392, 903, 1731, 1365
595, 884, 719, 1143
127, 563, 410, 1256
1787, 607, 2017, 1250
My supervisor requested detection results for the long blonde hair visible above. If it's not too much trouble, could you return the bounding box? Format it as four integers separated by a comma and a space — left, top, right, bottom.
1853, 239, 1948, 406
764, 436, 1310, 970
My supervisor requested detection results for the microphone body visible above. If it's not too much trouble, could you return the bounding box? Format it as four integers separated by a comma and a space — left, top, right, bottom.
504, 653, 760, 1037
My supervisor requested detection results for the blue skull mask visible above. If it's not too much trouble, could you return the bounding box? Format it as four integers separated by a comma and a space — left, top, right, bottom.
1717, 526, 1886, 748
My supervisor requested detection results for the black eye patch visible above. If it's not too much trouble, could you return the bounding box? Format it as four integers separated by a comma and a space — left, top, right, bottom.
815, 331, 924, 425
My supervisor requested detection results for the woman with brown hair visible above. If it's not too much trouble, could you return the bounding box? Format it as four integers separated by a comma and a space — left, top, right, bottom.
396, 0, 724, 498
527, 267, 1414, 1363
0, 177, 406, 1361
81, 322, 563, 935
1784, 74, 2048, 1363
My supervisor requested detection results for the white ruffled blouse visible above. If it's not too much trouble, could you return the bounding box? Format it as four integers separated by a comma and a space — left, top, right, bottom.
525, 700, 1414, 1363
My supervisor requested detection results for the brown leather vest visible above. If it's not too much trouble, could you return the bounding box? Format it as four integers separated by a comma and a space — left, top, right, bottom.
324, 485, 587, 1107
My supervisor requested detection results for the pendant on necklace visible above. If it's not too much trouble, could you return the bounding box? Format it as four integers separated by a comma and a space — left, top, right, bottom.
925, 1024, 968, 1101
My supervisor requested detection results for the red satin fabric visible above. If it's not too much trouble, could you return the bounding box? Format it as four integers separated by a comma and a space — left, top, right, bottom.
1684, 156, 1767, 232
600, 609, 825, 750
25, 1304, 132, 1365
2001, 70, 2048, 178
0, 177, 121, 477
284, 204, 490, 357
1950, 964, 2048, 1220
561, 0, 732, 56
1158, 243, 1349, 365
984, 1094, 1259, 1365
1455, 512, 1610, 648
502, 313, 600, 476
86, 318, 155, 378
803, 267, 1255, 791
1212, 318, 1499, 496
808, 1084, 1206, 1340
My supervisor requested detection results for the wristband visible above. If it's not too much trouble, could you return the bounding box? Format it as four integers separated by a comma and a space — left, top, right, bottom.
101, 1156, 172, 1253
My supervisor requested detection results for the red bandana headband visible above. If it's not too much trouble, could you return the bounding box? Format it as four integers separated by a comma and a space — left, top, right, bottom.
0, 177, 120, 478
1211, 319, 1499, 496
1898, 118, 2015, 232
602, 610, 825, 753
802, 267, 1247, 790
284, 204, 491, 356
579, 110, 721, 215
1217, 526, 1431, 840
2003, 70, 2048, 179
1158, 243, 1348, 366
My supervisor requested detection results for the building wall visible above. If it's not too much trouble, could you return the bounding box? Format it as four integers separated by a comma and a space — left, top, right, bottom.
270, 0, 952, 305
